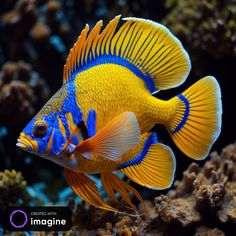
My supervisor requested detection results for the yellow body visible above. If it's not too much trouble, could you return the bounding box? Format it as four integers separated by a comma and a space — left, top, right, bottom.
73, 64, 175, 173
75, 64, 175, 132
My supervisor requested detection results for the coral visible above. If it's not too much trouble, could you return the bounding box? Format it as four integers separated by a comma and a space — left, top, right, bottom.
194, 226, 225, 236
63, 198, 146, 236
0, 169, 27, 224
0, 169, 27, 205
155, 195, 201, 227
163, 0, 236, 59
0, 61, 49, 127
152, 142, 236, 235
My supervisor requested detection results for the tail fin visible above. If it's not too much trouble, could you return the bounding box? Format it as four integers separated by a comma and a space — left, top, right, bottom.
167, 76, 222, 159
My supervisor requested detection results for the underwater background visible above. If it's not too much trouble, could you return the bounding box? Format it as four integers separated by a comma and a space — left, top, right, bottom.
0, 0, 235, 235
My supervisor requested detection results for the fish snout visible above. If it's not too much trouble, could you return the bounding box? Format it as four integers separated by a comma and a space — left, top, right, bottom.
16, 132, 38, 152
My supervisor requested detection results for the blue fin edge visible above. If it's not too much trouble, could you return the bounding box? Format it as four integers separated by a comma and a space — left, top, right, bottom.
171, 94, 190, 134
70, 55, 156, 93
87, 109, 97, 138
117, 133, 158, 169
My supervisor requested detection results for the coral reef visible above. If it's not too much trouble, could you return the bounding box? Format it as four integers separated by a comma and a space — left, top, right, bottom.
152, 142, 236, 235
0, 1, 234, 235
0, 61, 49, 128
163, 0, 236, 59
0, 169, 27, 206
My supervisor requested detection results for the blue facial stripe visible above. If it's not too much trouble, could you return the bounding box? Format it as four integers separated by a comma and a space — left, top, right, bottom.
171, 94, 190, 134
69, 55, 155, 93
58, 114, 70, 138
87, 109, 96, 137
117, 133, 158, 169
61, 82, 84, 137
50, 129, 67, 155
71, 135, 79, 145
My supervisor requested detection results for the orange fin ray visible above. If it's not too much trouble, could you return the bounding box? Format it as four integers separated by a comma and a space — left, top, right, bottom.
64, 169, 116, 212
101, 172, 144, 212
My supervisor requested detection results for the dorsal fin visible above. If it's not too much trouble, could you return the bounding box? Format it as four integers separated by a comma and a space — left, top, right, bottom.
63, 16, 191, 92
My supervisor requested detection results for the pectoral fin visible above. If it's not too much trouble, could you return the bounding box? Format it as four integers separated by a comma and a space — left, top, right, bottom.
64, 169, 116, 212
74, 112, 141, 161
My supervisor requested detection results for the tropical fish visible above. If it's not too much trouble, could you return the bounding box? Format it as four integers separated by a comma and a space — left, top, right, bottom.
16, 16, 222, 212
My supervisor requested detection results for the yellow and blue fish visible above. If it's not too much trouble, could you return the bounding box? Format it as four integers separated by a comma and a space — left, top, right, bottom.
17, 16, 222, 212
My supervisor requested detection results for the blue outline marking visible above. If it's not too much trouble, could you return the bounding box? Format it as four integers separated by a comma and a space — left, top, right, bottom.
87, 109, 96, 137
58, 114, 70, 138
117, 133, 158, 169
171, 94, 190, 134
69, 55, 156, 93
61, 82, 84, 138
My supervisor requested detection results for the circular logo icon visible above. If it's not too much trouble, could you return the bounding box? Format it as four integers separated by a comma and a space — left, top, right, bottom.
10, 210, 28, 228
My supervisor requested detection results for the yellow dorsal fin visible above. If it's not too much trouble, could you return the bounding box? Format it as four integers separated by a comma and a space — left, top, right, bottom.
63, 16, 191, 92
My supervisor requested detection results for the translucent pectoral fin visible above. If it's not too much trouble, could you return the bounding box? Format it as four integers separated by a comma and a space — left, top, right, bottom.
74, 112, 141, 161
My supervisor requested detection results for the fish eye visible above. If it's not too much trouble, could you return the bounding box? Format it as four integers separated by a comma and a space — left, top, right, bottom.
33, 121, 48, 137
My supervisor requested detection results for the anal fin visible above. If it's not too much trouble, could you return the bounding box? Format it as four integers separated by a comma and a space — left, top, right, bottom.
64, 169, 116, 212
101, 172, 144, 212
119, 133, 176, 190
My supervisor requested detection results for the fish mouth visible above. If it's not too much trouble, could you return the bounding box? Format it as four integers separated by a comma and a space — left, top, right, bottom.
16, 133, 37, 152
